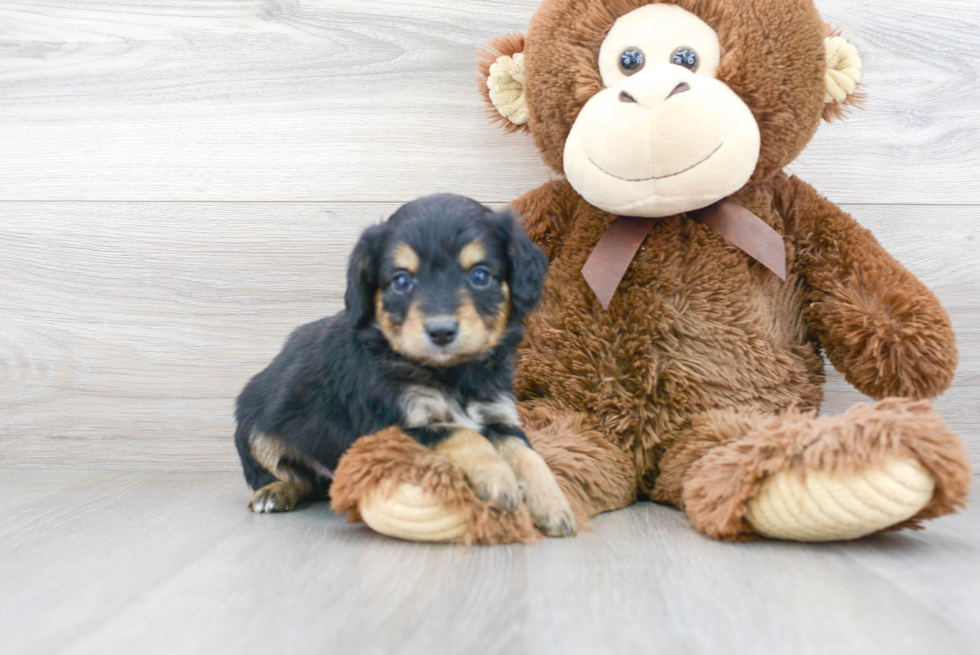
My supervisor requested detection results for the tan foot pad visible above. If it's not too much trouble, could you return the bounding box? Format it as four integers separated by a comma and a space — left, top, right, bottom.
745, 456, 935, 542
358, 483, 469, 543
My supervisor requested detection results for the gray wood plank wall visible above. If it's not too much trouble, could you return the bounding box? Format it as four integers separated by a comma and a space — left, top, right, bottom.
1, 0, 978, 471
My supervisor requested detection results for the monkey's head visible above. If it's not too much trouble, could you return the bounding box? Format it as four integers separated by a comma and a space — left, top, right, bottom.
479, 0, 862, 217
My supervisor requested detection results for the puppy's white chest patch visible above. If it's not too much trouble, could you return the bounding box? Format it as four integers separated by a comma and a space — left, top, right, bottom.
400, 386, 520, 431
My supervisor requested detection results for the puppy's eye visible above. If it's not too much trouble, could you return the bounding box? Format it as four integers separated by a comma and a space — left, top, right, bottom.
670, 47, 699, 72
469, 267, 492, 288
391, 271, 415, 293
619, 47, 645, 75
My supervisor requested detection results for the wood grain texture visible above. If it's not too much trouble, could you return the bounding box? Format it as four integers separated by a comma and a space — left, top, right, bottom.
1, 203, 977, 470
2, 4, 978, 652
0, 471, 254, 655
0, 470, 977, 655
0, 0, 978, 203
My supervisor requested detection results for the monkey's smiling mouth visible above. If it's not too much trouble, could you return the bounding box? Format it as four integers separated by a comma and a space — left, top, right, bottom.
588, 142, 724, 182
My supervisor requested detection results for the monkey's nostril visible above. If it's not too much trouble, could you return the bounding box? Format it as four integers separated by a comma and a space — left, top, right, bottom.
665, 82, 691, 100
619, 90, 638, 104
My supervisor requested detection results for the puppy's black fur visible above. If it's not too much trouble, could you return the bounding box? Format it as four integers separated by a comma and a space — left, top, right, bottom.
234, 194, 548, 511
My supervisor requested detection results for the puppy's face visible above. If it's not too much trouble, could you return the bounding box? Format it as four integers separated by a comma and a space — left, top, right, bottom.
375, 221, 511, 367
346, 195, 548, 367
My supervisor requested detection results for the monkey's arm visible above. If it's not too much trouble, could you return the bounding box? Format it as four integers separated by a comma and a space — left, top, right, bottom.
775, 174, 956, 400
511, 179, 577, 260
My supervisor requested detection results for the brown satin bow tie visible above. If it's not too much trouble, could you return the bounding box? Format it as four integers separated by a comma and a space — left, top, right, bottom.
581, 199, 787, 309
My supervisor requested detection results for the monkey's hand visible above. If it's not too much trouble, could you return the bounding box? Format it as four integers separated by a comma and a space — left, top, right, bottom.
777, 175, 957, 400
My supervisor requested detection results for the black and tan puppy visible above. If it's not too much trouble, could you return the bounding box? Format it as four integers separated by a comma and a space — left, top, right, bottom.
234, 194, 577, 537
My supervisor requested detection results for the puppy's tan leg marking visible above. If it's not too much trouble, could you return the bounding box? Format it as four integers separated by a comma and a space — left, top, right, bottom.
435, 428, 521, 513
496, 437, 578, 537
250, 480, 311, 513
248, 431, 314, 513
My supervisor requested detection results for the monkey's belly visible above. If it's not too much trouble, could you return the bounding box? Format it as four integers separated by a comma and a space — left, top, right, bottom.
515, 232, 823, 457
519, 311, 820, 418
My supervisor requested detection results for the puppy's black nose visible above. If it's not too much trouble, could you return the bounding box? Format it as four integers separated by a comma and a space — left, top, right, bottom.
425, 318, 459, 346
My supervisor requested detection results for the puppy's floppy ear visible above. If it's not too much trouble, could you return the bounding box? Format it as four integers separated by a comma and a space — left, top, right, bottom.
345, 223, 387, 328
495, 208, 548, 319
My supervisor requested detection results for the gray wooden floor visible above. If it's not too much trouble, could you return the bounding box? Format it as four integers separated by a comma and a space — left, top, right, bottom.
2, 1, 980, 653
2, 470, 978, 655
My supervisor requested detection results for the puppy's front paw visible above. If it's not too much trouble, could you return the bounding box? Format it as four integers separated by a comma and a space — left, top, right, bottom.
496, 437, 578, 537
249, 481, 305, 513
436, 429, 522, 513
466, 458, 522, 514
525, 488, 577, 538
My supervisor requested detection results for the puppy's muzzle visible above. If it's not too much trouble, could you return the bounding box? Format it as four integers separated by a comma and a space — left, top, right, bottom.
425, 317, 459, 347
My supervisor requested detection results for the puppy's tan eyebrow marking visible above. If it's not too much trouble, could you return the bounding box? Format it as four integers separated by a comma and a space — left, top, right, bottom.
459, 240, 487, 270
392, 242, 420, 273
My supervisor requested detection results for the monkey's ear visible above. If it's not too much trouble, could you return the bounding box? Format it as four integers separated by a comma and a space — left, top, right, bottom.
822, 26, 864, 122
478, 34, 530, 134
345, 223, 387, 329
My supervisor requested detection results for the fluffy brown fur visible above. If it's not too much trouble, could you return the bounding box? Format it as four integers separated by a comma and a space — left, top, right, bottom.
521, 0, 826, 180
331, 428, 540, 545
656, 399, 970, 540
331, 0, 971, 542
520, 401, 637, 522
498, 0, 967, 541
775, 174, 958, 400
504, 171, 969, 538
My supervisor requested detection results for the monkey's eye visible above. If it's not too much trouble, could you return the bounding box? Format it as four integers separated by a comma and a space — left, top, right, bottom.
469, 266, 492, 289
391, 271, 415, 294
619, 47, 646, 75
670, 47, 699, 72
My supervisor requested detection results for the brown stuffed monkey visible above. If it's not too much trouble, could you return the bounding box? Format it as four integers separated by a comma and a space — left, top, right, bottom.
331, 0, 972, 544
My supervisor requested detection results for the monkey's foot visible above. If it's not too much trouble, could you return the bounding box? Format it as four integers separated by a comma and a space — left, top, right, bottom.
330, 427, 539, 544
745, 456, 935, 541
680, 399, 971, 541
358, 483, 468, 542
